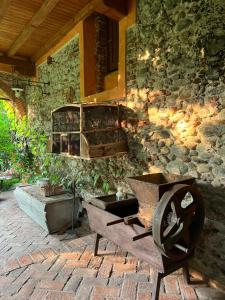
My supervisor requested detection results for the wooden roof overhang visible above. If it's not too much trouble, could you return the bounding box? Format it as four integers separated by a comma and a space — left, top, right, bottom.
0, 0, 128, 77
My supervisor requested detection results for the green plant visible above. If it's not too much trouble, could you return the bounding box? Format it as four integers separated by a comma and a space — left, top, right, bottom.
0, 104, 51, 183
102, 180, 110, 193
0, 101, 15, 171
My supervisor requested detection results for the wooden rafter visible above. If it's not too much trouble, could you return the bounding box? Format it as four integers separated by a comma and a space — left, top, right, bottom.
7, 0, 60, 57
0, 53, 35, 76
33, 0, 128, 62
33, 1, 95, 62
94, 0, 128, 21
0, 63, 12, 74
0, 0, 12, 21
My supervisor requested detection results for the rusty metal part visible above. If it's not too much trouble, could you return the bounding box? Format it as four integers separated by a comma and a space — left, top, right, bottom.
127, 173, 195, 228
132, 228, 152, 241
153, 184, 205, 260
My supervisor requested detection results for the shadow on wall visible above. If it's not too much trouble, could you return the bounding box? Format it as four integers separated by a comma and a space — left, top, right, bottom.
195, 182, 225, 284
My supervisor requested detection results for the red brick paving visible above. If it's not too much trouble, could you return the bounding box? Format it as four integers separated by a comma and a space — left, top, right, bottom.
0, 191, 224, 299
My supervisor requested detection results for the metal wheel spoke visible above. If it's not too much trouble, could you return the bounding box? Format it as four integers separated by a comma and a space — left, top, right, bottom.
171, 198, 182, 218
162, 222, 177, 241
164, 223, 184, 249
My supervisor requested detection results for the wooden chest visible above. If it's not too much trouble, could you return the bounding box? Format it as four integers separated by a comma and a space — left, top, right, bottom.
14, 185, 76, 233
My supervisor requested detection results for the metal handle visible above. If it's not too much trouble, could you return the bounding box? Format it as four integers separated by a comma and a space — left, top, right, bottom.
132, 228, 152, 241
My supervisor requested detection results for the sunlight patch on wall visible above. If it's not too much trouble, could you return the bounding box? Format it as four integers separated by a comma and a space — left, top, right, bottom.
152, 48, 160, 67
147, 101, 218, 145
138, 50, 150, 61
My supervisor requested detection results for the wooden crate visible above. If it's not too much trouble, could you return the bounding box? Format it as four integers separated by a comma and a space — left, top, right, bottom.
39, 183, 63, 197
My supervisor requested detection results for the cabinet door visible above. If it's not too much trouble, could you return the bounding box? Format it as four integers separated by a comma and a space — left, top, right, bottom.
84, 106, 118, 130
69, 134, 80, 156
52, 134, 60, 154
61, 134, 69, 153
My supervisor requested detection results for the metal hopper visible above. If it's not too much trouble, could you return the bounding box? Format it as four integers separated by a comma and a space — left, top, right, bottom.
127, 173, 195, 228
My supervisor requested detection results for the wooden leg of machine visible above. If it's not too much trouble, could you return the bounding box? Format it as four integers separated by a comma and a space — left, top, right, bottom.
183, 263, 191, 284
151, 271, 162, 300
94, 233, 102, 256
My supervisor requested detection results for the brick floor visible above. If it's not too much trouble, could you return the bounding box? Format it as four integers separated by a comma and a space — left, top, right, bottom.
0, 190, 225, 299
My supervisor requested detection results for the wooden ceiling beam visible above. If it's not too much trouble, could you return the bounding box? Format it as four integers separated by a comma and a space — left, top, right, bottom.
7, 0, 60, 57
0, 0, 12, 21
0, 63, 12, 74
33, 0, 128, 62
33, 1, 96, 62
0, 53, 31, 67
0, 53, 35, 76
94, 0, 128, 21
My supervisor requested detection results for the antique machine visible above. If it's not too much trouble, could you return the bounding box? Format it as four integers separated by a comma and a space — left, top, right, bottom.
83, 173, 205, 300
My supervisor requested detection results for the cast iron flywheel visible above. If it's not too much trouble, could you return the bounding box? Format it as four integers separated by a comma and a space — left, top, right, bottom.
152, 184, 205, 260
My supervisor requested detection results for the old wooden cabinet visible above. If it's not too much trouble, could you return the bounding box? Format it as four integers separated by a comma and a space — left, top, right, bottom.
51, 103, 127, 159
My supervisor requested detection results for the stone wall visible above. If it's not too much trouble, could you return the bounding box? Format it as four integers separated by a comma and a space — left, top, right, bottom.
124, 0, 225, 285
26, 0, 225, 286
27, 36, 80, 132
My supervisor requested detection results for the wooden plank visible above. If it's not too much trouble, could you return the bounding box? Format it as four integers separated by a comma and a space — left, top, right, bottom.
104, 71, 118, 90
7, 0, 60, 56
89, 141, 127, 158
33, 1, 95, 62
94, 0, 128, 21
83, 14, 97, 97
0, 0, 12, 21
0, 53, 35, 76
0, 53, 32, 67
79, 21, 85, 98
0, 63, 12, 73
84, 127, 118, 133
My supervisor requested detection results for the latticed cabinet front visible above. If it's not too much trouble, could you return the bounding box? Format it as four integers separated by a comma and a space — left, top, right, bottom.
51, 104, 127, 159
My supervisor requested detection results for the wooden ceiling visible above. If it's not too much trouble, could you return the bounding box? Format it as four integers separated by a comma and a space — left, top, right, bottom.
0, 0, 128, 76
